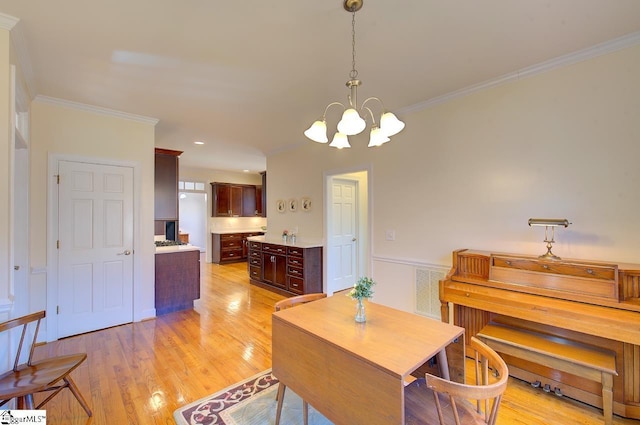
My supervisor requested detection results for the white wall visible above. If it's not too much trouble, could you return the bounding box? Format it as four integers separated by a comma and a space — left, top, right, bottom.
267, 44, 640, 313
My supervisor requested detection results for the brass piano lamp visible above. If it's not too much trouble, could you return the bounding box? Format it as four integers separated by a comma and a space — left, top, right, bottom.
528, 218, 571, 260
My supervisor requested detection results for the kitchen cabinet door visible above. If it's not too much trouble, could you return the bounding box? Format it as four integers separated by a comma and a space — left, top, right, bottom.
212, 183, 243, 216
262, 252, 287, 289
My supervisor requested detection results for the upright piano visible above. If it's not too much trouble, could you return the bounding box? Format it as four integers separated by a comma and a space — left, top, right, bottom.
439, 249, 640, 419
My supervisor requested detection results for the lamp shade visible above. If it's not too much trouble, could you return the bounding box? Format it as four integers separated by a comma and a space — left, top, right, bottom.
337, 108, 366, 136
380, 112, 405, 137
329, 132, 351, 149
368, 126, 390, 147
304, 120, 329, 143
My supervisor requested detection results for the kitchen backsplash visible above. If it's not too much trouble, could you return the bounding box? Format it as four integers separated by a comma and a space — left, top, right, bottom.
210, 216, 267, 231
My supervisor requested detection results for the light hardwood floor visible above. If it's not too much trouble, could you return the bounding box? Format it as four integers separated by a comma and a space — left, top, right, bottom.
32, 259, 638, 425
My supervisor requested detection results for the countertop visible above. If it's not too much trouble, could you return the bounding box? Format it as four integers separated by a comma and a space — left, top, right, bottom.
211, 229, 265, 235
155, 245, 201, 254
246, 235, 323, 249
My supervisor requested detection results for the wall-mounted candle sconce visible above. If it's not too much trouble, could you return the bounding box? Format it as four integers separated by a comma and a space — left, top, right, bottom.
528, 218, 571, 260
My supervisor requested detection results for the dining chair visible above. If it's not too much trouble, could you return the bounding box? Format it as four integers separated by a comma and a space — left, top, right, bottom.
405, 336, 509, 425
274, 293, 327, 425
0, 310, 92, 416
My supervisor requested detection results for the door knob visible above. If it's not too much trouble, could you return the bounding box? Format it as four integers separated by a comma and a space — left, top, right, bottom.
352, 238, 357, 242
14, 265, 20, 270
117, 250, 132, 256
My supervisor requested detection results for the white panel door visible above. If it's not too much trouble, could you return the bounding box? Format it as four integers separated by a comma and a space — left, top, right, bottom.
57, 160, 134, 337
329, 179, 358, 293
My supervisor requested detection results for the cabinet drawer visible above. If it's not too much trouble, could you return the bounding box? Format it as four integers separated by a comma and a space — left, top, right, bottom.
249, 266, 261, 280
249, 250, 261, 259
287, 246, 304, 257
492, 255, 617, 280
221, 248, 242, 260
249, 256, 262, 266
287, 256, 304, 267
263, 243, 287, 255
221, 233, 241, 241
287, 276, 305, 295
287, 266, 304, 278
249, 241, 262, 250
222, 239, 242, 249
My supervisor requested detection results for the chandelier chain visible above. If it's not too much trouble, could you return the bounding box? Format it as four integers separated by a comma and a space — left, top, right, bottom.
350, 9, 358, 80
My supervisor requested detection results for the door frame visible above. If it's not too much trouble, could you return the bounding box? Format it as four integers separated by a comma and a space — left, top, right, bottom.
323, 165, 372, 295
47, 153, 141, 341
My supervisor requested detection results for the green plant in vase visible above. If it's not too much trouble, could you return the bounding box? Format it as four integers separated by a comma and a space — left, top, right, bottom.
348, 277, 375, 323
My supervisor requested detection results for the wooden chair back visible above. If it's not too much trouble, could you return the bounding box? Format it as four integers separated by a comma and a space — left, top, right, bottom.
405, 336, 509, 425
274, 293, 327, 312
0, 310, 92, 416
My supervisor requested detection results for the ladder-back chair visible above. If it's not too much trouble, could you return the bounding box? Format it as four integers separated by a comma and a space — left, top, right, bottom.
405, 336, 509, 425
0, 310, 92, 416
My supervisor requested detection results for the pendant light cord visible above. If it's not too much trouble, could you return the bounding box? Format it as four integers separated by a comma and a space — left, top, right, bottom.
350, 9, 358, 80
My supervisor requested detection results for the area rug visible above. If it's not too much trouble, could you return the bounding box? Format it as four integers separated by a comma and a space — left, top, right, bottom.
173, 369, 334, 425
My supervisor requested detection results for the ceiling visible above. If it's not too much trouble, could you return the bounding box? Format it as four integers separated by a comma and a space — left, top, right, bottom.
2, 1, 640, 172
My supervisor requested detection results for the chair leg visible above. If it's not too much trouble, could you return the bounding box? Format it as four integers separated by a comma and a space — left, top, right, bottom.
65, 376, 93, 416
17, 395, 34, 409
303, 400, 309, 425
275, 383, 286, 425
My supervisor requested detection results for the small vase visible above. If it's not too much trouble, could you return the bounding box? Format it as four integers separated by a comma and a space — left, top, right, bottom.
282, 235, 287, 243
355, 298, 366, 323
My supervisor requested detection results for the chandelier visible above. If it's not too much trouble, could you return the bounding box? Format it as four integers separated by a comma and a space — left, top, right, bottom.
304, 0, 405, 149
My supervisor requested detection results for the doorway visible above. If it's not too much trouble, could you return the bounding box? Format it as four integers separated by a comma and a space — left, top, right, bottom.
179, 192, 207, 252
325, 168, 370, 295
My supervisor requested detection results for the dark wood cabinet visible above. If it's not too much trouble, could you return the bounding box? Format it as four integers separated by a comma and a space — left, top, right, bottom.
212, 183, 243, 217
259, 171, 266, 217
155, 249, 200, 315
262, 250, 287, 289
248, 241, 322, 296
211, 232, 263, 264
155, 148, 182, 240
211, 182, 262, 217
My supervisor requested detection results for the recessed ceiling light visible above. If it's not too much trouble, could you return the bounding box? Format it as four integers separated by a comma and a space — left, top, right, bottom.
194, 141, 204, 145
243, 169, 250, 173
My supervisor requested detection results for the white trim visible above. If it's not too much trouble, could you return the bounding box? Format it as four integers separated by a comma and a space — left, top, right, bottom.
0, 298, 13, 314
35, 95, 159, 125
47, 153, 142, 341
372, 254, 447, 271
0, 12, 18, 30
399, 31, 640, 115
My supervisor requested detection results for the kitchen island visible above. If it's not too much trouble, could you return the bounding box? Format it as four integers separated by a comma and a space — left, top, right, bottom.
155, 244, 201, 315
246, 236, 323, 296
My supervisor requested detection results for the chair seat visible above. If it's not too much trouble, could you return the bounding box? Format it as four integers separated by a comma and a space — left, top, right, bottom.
0, 354, 87, 399
404, 378, 487, 425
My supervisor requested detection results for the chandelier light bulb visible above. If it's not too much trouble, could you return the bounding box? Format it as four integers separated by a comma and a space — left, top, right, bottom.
329, 132, 351, 149
379, 112, 405, 137
304, 120, 329, 143
337, 108, 366, 136
368, 126, 390, 147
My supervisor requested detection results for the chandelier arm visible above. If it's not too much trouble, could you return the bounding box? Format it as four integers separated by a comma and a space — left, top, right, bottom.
322, 101, 347, 119
361, 106, 377, 126
361, 96, 386, 112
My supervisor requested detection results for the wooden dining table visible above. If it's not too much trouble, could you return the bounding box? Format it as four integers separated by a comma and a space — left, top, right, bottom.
272, 293, 465, 425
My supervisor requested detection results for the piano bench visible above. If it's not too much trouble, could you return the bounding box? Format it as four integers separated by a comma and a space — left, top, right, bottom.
477, 322, 618, 425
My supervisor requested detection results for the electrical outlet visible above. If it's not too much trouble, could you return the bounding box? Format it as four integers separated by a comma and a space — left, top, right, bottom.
385, 230, 396, 241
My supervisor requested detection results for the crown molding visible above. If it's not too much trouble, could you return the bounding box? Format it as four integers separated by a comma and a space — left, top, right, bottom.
35, 95, 160, 125
399, 31, 640, 115
0, 12, 18, 30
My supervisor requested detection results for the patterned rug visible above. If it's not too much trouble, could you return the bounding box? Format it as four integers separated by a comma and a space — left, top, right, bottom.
173, 369, 333, 425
